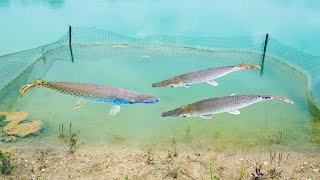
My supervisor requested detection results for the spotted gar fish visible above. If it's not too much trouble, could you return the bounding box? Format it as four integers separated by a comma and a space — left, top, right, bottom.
19, 80, 159, 116
152, 64, 260, 88
161, 94, 293, 119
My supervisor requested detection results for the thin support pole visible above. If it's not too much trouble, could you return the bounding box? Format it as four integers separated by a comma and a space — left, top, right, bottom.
69, 26, 74, 63
260, 34, 269, 75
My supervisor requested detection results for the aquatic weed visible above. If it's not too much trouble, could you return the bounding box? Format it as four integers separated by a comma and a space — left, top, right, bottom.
267, 131, 283, 145
111, 134, 123, 143
268, 150, 290, 166
58, 124, 65, 139
0, 150, 13, 175
170, 137, 178, 157
69, 129, 80, 153
124, 175, 129, 180
58, 122, 80, 153
185, 125, 191, 136
199, 159, 216, 180
213, 131, 221, 139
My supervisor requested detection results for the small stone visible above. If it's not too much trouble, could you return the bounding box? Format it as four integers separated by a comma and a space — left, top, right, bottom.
264, 161, 268, 166
195, 153, 201, 156
304, 162, 308, 165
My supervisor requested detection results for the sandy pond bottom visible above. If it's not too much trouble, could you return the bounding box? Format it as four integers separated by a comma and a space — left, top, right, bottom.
1, 142, 320, 180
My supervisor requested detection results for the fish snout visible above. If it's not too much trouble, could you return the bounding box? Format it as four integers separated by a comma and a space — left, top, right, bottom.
161, 107, 185, 118
152, 81, 164, 87
142, 96, 160, 104
161, 112, 169, 118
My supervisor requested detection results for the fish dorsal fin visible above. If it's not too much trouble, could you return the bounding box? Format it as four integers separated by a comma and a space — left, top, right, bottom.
199, 114, 212, 119
228, 110, 240, 115
109, 105, 121, 116
207, 81, 218, 86
74, 100, 85, 110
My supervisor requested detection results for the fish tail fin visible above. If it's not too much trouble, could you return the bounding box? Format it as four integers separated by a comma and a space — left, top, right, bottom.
270, 96, 294, 104
237, 64, 261, 70
19, 79, 47, 97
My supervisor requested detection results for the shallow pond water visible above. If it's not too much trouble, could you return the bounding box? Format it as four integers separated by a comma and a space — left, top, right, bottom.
8, 44, 318, 152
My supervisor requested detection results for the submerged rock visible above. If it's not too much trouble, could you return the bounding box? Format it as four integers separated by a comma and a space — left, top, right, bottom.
0, 111, 43, 138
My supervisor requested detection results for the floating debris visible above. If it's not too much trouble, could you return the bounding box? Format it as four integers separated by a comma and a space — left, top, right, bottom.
0, 112, 43, 138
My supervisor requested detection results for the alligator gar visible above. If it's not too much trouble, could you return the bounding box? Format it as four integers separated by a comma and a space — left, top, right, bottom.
161, 94, 293, 119
20, 80, 159, 116
152, 64, 260, 88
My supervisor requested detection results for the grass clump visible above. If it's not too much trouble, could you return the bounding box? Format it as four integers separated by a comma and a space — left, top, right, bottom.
169, 164, 180, 178
58, 122, 80, 153
199, 159, 216, 180
0, 150, 13, 175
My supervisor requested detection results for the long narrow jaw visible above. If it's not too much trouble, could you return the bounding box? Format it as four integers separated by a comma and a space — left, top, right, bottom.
152, 80, 173, 88
140, 96, 160, 104
152, 76, 182, 88
161, 107, 189, 118
19, 83, 36, 97
19, 79, 47, 97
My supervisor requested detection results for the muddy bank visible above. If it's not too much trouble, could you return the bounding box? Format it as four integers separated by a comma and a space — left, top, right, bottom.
1, 144, 319, 180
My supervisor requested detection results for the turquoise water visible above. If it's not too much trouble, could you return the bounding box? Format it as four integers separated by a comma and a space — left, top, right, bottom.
8, 44, 317, 152
1, 1, 320, 152
0, 1, 320, 55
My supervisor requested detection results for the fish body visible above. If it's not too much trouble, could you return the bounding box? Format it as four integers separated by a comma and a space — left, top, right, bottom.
161, 94, 293, 119
20, 80, 159, 115
152, 64, 260, 88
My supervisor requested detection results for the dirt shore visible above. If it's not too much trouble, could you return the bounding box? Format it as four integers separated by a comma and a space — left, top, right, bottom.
1, 143, 320, 180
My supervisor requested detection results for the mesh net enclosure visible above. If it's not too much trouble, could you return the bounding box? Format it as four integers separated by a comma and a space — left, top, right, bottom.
0, 27, 319, 117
